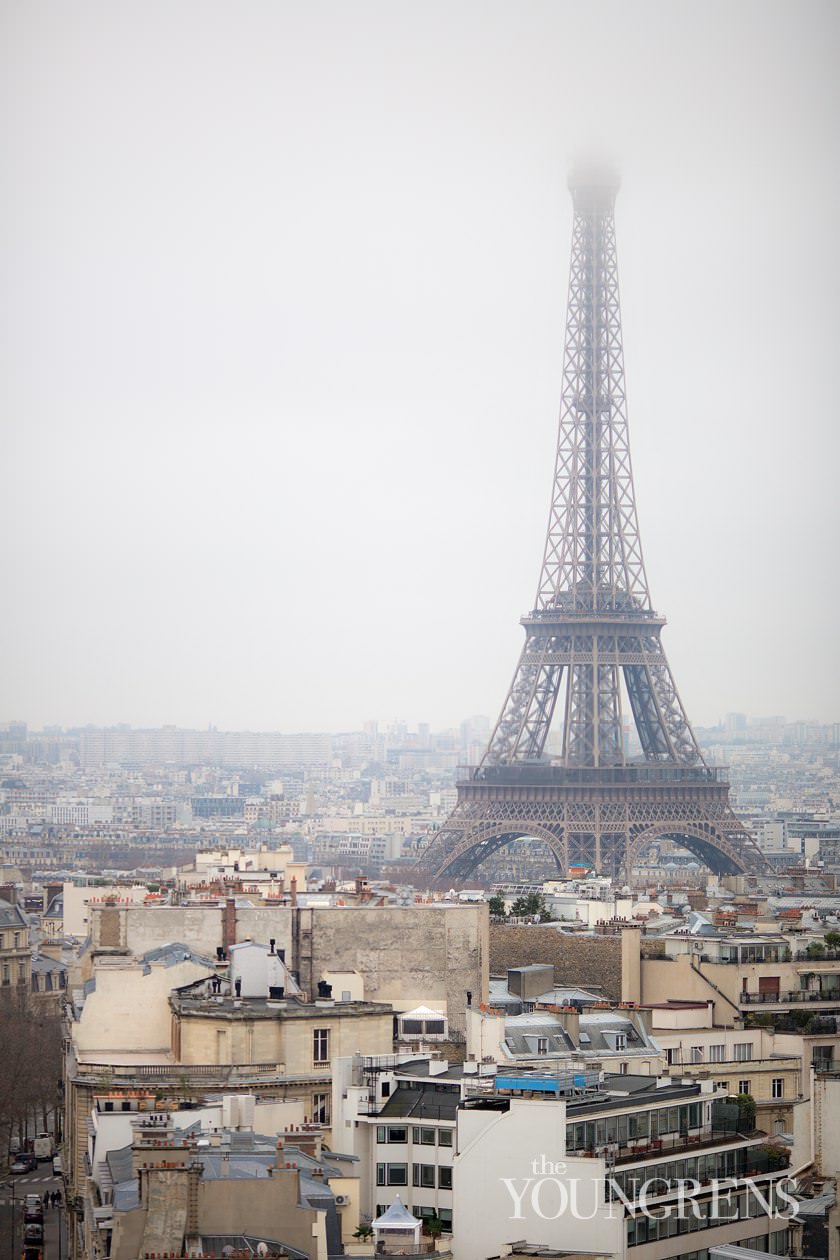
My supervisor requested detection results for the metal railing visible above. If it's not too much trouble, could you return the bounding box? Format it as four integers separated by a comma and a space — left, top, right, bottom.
740, 990, 840, 1005
74, 1061, 290, 1080
567, 1127, 759, 1165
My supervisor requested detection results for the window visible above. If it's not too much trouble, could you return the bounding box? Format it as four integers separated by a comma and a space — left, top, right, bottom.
381, 1081, 390, 1097
313, 1028, 330, 1063
2, 965, 9, 986
412, 1163, 435, 1188
438, 1129, 453, 1147
386, 1127, 407, 1143
666, 1047, 679, 1065
738, 1080, 751, 1096
312, 1092, 330, 1124
385, 1163, 407, 1185
771, 1078, 784, 1099
413, 1127, 436, 1145
439, 1165, 453, 1189
614, 1033, 627, 1052
537, 1037, 548, 1054
734, 1042, 752, 1062
710, 1044, 725, 1063
14, 932, 20, 948
690, 1046, 703, 1063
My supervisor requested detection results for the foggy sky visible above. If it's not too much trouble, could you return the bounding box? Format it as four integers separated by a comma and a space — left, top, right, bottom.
2, 1, 839, 734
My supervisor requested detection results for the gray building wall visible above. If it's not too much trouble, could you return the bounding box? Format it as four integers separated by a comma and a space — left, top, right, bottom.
89, 902, 488, 1034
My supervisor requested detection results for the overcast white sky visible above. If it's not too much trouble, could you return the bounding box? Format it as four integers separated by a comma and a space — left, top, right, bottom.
2, 1, 838, 734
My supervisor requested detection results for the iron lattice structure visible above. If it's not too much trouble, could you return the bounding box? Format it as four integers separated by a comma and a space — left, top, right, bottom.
417, 172, 767, 882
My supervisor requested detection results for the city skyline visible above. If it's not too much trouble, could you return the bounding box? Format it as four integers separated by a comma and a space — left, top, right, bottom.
2, 2, 838, 733
7, 710, 840, 738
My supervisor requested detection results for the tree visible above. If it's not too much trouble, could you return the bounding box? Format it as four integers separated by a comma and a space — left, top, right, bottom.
510, 892, 554, 922
0, 988, 62, 1155
487, 894, 507, 920
806, 941, 827, 959
735, 1092, 757, 1133
824, 931, 840, 951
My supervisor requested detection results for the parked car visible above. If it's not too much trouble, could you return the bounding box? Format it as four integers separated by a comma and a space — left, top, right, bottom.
24, 1224, 44, 1245
23, 1246, 43, 1260
10, 1153, 38, 1174
23, 1195, 43, 1221
52, 1153, 63, 1176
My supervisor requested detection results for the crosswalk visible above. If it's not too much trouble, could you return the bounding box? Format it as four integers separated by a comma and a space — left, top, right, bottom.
0, 1173, 62, 1206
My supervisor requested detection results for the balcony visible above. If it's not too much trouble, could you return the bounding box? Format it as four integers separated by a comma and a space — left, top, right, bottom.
566, 1127, 761, 1166
739, 989, 840, 1006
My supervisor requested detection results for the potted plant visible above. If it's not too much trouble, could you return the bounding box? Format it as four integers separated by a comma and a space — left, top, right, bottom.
425, 1215, 444, 1240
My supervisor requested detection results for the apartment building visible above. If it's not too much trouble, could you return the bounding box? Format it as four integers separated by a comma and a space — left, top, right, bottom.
0, 893, 30, 988
454, 1073, 797, 1260
647, 1001, 813, 1168
64, 945, 396, 1259
641, 930, 840, 1029
333, 1054, 459, 1233
465, 997, 664, 1077
83, 1104, 358, 1260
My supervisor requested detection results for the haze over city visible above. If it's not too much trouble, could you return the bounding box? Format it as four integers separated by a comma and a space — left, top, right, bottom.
2, 0, 838, 733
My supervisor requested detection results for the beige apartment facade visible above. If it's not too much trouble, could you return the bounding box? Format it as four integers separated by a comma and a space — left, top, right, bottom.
647, 1003, 813, 1169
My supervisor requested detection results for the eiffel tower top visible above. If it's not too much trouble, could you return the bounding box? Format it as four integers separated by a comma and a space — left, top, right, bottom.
567, 164, 621, 213
536, 168, 650, 616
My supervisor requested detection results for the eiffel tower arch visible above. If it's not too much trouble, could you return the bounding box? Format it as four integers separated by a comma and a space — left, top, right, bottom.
417, 170, 767, 884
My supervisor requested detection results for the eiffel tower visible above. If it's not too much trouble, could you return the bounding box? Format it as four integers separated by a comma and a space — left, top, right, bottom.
417, 170, 767, 883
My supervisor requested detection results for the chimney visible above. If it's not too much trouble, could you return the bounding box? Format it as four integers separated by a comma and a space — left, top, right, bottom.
555, 1007, 580, 1043
290, 878, 297, 907
223, 898, 237, 951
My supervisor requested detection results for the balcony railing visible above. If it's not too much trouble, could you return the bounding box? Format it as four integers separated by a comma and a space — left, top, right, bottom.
566, 1127, 760, 1165
740, 990, 840, 1005
72, 1061, 322, 1084
696, 951, 840, 965
375, 1246, 443, 1257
